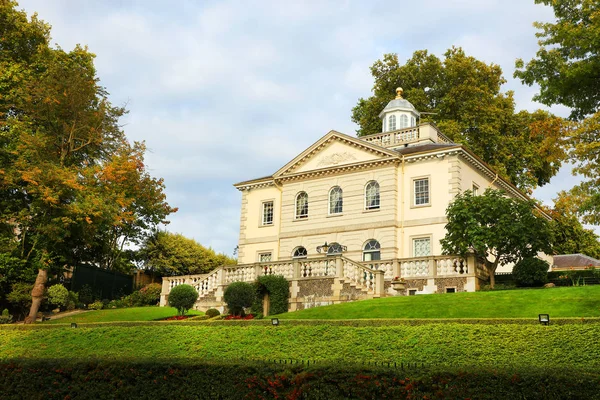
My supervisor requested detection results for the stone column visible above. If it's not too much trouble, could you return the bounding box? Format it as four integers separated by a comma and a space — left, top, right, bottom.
374, 270, 385, 297
159, 278, 170, 307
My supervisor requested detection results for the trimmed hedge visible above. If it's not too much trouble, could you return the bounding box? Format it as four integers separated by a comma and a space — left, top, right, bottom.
0, 360, 599, 399
513, 258, 549, 287
252, 274, 289, 316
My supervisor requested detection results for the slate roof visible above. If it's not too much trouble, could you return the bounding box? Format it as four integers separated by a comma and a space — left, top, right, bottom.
553, 254, 600, 270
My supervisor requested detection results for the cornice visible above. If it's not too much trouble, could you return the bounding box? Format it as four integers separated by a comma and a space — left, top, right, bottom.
275, 157, 398, 183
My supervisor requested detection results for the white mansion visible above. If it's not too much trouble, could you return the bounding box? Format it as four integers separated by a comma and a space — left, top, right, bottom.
160, 89, 533, 312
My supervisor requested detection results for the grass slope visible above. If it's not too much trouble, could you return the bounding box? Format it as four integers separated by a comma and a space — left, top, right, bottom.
1, 324, 599, 370
277, 286, 600, 319
44, 307, 201, 324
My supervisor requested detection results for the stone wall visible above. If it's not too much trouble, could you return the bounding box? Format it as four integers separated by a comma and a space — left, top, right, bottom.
434, 277, 467, 292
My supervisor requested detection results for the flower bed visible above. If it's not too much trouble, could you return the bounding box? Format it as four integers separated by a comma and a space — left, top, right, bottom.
224, 314, 255, 320
162, 315, 192, 321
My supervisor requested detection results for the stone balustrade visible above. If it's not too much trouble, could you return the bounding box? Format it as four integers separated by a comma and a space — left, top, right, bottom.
360, 260, 394, 280
359, 123, 453, 150
400, 255, 481, 278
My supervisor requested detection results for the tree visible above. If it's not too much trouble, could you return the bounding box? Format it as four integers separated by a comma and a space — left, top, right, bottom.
514, 0, 600, 121
138, 230, 236, 276
167, 284, 198, 316
441, 189, 552, 288
224, 282, 255, 317
546, 191, 600, 258
0, 2, 176, 323
512, 258, 550, 287
515, 0, 600, 225
352, 48, 567, 191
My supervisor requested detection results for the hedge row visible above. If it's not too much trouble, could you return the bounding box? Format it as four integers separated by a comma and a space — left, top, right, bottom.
2, 317, 598, 330
1, 360, 599, 399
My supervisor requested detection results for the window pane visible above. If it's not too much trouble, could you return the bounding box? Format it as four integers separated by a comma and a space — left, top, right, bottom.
262, 201, 273, 225
414, 178, 429, 205
413, 238, 431, 257
329, 187, 343, 214
259, 253, 272, 262
400, 115, 408, 128
327, 242, 343, 255
389, 115, 396, 131
293, 247, 307, 258
365, 181, 380, 210
296, 192, 308, 218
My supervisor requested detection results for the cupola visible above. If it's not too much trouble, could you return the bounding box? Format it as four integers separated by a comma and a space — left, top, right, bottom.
379, 88, 420, 132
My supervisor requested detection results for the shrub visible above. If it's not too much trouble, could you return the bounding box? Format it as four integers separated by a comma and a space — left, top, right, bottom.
78, 284, 94, 305
0, 309, 13, 324
513, 258, 549, 287
168, 284, 198, 315
47, 284, 69, 308
251, 275, 289, 316
88, 300, 104, 310
224, 282, 255, 317
66, 291, 79, 310
139, 283, 162, 305
7, 282, 33, 319
205, 308, 220, 318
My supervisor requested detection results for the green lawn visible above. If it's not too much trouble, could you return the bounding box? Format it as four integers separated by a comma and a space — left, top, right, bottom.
276, 286, 600, 319
44, 307, 202, 324
1, 323, 599, 370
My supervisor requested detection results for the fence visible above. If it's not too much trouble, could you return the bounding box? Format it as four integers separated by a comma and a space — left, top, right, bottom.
70, 264, 133, 300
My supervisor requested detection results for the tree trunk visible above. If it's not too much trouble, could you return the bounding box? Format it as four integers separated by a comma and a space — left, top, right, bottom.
489, 270, 496, 289
24, 269, 47, 324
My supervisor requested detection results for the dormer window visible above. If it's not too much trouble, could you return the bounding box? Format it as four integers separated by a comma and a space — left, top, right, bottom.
388, 115, 396, 131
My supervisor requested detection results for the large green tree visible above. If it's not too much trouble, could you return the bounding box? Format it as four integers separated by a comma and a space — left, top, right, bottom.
352, 48, 567, 191
138, 231, 236, 277
441, 189, 552, 288
0, 1, 176, 322
546, 191, 600, 259
515, 0, 600, 225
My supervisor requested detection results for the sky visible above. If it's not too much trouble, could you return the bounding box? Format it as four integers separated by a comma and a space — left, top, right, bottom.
17, 0, 580, 256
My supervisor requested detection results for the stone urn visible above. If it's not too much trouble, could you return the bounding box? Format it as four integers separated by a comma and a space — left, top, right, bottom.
391, 280, 406, 291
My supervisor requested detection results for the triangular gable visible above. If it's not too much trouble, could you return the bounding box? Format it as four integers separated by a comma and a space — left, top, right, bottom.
273, 130, 399, 178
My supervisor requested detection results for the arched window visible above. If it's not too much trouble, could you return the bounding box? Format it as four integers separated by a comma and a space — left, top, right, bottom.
411, 116, 415, 127
388, 115, 396, 131
365, 181, 380, 210
292, 246, 307, 259
327, 242, 343, 256
295, 192, 308, 219
400, 115, 408, 128
329, 186, 343, 214
363, 240, 381, 261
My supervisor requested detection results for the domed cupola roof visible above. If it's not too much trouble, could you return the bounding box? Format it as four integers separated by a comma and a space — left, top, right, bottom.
378, 88, 420, 118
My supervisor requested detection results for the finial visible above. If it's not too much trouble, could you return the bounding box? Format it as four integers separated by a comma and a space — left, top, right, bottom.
395, 87, 403, 99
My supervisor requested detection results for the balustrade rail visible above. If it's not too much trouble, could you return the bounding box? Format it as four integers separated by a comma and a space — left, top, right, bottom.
400, 255, 471, 278
362, 127, 420, 148
360, 260, 394, 280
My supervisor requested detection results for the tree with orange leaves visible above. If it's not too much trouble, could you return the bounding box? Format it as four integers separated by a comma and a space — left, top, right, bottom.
0, 1, 176, 323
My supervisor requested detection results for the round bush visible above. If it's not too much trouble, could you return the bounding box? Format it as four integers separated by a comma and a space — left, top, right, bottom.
47, 284, 69, 308
224, 282, 255, 316
513, 257, 549, 287
205, 308, 220, 318
140, 283, 162, 305
88, 300, 104, 310
168, 284, 198, 315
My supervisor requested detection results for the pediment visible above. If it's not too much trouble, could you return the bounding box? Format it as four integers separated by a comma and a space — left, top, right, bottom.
274, 131, 398, 178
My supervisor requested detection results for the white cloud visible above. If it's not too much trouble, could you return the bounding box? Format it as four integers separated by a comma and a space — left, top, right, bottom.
16, 0, 577, 254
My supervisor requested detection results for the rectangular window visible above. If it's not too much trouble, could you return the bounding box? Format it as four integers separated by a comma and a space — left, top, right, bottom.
413, 238, 431, 257
259, 252, 272, 262
446, 287, 456, 293
414, 178, 430, 206
408, 289, 417, 296
472, 183, 479, 196
262, 201, 274, 226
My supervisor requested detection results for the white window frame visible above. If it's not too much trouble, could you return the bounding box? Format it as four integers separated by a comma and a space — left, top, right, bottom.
400, 114, 408, 128
388, 115, 396, 131
362, 239, 381, 261
327, 242, 344, 256
261, 200, 274, 226
412, 176, 430, 207
472, 182, 479, 196
292, 246, 307, 259
445, 287, 457, 293
295, 191, 308, 219
364, 180, 380, 210
258, 252, 272, 262
328, 186, 343, 215
411, 236, 432, 257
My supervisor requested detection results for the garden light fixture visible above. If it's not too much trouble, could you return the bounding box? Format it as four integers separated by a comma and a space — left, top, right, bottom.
71, 323, 78, 328
271, 318, 279, 326
316, 242, 330, 254
538, 314, 550, 326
